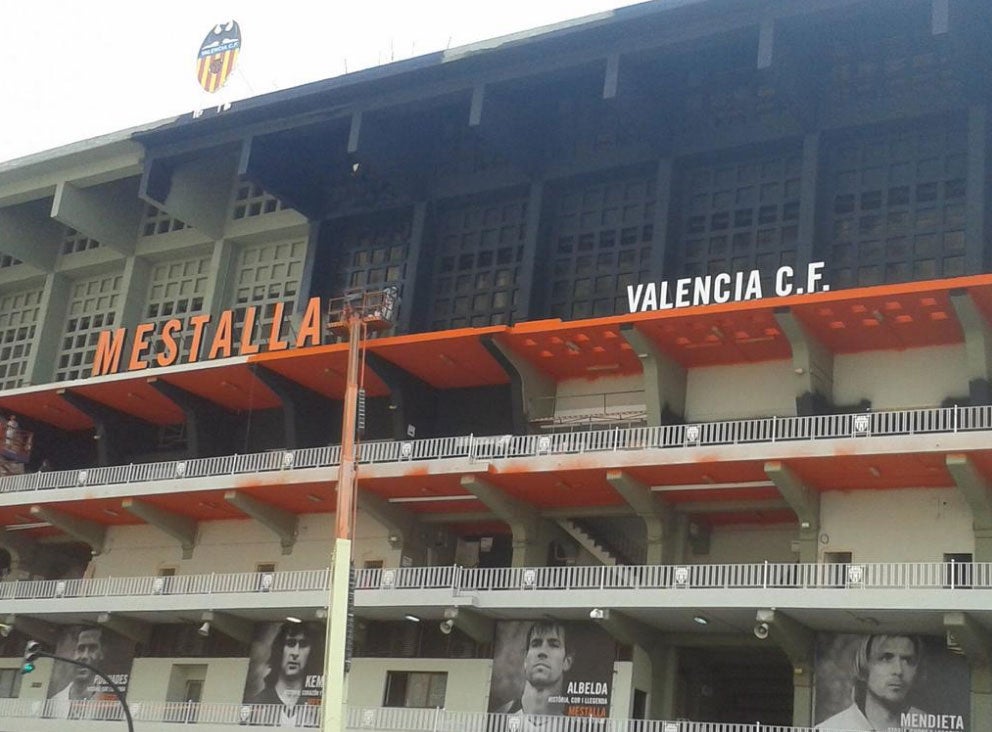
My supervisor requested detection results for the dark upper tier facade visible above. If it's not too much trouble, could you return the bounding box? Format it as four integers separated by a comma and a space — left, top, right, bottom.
0, 0, 991, 389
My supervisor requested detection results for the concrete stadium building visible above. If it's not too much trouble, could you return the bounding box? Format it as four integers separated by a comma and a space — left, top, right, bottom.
0, 1, 990, 730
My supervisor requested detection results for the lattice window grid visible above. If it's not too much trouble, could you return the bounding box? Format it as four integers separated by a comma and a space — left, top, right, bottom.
61, 227, 100, 255
231, 182, 285, 220
340, 218, 410, 335
428, 197, 528, 330
228, 239, 306, 348
549, 176, 657, 320
678, 152, 802, 291
0, 287, 42, 389
141, 255, 212, 365
825, 125, 966, 288
55, 273, 121, 382
141, 204, 188, 237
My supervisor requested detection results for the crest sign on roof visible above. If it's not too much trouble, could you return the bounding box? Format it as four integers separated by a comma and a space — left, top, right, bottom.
196, 20, 242, 93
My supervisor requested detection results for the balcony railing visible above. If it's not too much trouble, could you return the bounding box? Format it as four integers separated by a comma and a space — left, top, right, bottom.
0, 700, 824, 731
0, 403, 986, 497
370, 560, 991, 593
2, 561, 988, 604
0, 568, 330, 602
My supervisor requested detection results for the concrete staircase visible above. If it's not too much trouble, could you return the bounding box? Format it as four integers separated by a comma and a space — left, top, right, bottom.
555, 518, 625, 566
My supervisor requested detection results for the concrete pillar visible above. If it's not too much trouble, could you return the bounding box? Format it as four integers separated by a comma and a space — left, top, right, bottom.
607, 470, 670, 564
756, 608, 814, 727
946, 454, 992, 562
461, 475, 552, 567
765, 461, 820, 562
620, 324, 686, 426
481, 336, 555, 433
775, 308, 833, 416
647, 643, 677, 720
950, 291, 992, 405
945, 612, 992, 732
24, 272, 70, 385
593, 610, 676, 720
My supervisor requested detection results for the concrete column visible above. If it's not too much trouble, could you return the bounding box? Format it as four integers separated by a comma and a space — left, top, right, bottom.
620, 324, 686, 425
765, 461, 820, 562
945, 612, 992, 731
141, 150, 238, 240
356, 489, 428, 566
122, 498, 198, 559
647, 159, 674, 282
514, 182, 545, 321
30, 505, 106, 555
24, 272, 70, 386
795, 133, 821, 278
52, 180, 143, 256
395, 201, 428, 334
481, 335, 555, 433
965, 106, 986, 274
461, 475, 549, 567
756, 608, 814, 727
775, 308, 833, 415
593, 610, 676, 719
647, 644, 677, 720
950, 290, 992, 405
606, 470, 670, 564
946, 454, 992, 562
365, 352, 437, 440
203, 239, 237, 317
224, 490, 299, 555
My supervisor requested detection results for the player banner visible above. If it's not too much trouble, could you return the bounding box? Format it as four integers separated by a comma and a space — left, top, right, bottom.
46, 626, 135, 719
243, 621, 325, 728
489, 619, 615, 719
815, 633, 969, 731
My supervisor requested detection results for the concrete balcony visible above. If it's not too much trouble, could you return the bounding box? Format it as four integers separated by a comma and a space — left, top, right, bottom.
0, 701, 822, 731
0, 404, 989, 509
0, 569, 330, 618
3, 562, 989, 631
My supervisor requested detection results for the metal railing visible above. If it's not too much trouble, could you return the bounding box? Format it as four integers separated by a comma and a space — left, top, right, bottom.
0, 700, 826, 732
0, 568, 330, 602
0, 403, 986, 497
2, 561, 988, 604
412, 560, 992, 593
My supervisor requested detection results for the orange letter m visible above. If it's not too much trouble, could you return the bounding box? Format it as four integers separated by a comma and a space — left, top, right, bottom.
92, 328, 127, 376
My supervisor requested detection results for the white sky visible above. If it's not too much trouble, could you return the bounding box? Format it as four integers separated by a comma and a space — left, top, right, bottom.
0, 0, 645, 164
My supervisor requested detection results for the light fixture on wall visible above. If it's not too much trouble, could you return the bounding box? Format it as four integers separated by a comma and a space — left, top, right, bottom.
197, 621, 211, 637
692, 615, 709, 626
404, 614, 420, 623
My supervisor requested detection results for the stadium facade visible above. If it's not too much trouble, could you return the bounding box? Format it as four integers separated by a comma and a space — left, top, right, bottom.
0, 0, 991, 730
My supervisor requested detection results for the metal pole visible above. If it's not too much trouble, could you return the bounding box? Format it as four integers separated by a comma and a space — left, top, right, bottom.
322, 310, 363, 732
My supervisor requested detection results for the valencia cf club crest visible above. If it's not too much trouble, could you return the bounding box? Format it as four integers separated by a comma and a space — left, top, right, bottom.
196, 20, 241, 93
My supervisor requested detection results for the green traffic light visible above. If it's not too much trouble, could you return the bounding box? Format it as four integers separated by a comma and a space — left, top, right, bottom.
21, 662, 34, 675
